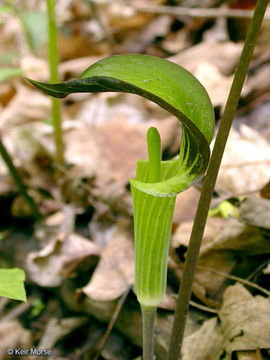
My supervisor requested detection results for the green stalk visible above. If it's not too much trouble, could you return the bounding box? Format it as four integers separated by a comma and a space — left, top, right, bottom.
167, 1, 269, 359
0, 138, 41, 220
141, 306, 156, 360
46, 0, 64, 167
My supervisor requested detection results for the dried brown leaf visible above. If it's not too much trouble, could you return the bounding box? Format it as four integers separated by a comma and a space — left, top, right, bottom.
219, 284, 270, 359
27, 233, 100, 287
170, 41, 242, 107
38, 317, 88, 349
182, 283, 270, 360
182, 318, 223, 360
83, 225, 134, 301
216, 125, 270, 194
0, 320, 32, 359
0, 85, 50, 130
239, 195, 270, 229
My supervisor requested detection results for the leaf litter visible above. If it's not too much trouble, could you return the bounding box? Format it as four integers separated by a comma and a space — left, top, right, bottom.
0, 1, 270, 359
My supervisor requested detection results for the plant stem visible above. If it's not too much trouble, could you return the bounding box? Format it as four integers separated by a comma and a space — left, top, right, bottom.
0, 138, 41, 220
141, 305, 156, 360
46, 0, 64, 167
167, 1, 269, 359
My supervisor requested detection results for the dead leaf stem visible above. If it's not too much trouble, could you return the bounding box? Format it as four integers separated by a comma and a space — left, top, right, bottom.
197, 266, 270, 297
189, 300, 218, 314
89, 1, 270, 21
0, 137, 41, 220
0, 297, 34, 323
91, 286, 131, 360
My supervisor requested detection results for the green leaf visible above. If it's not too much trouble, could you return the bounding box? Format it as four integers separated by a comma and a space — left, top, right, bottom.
0, 268, 27, 302
0, 67, 22, 82
208, 200, 239, 219
133, 187, 176, 306
26, 54, 214, 196
31, 297, 45, 316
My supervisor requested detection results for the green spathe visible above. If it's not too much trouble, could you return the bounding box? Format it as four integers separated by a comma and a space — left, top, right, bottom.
131, 186, 176, 307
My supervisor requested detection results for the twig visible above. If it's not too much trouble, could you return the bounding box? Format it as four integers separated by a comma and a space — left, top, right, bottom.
197, 266, 270, 297
133, 4, 270, 21
246, 260, 269, 281
211, 185, 269, 207
189, 300, 218, 314
0, 296, 34, 322
221, 159, 270, 169
91, 286, 131, 360
167, 1, 269, 359
88, 0, 270, 21
0, 298, 9, 316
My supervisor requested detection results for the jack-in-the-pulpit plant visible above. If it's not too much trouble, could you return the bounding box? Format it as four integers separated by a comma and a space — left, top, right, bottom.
27, 54, 214, 359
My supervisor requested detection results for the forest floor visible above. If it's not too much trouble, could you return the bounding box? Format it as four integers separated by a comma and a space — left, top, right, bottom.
0, 1, 270, 359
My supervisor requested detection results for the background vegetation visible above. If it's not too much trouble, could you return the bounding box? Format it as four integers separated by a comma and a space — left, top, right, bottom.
0, 1, 270, 359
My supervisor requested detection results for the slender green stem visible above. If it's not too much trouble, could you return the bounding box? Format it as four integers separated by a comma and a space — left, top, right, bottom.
0, 138, 41, 220
167, 1, 269, 359
147, 127, 161, 183
141, 305, 156, 360
46, 0, 64, 167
